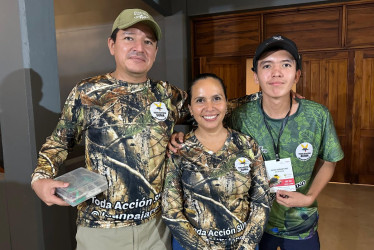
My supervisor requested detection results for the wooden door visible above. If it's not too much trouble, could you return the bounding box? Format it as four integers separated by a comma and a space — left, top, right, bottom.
197, 56, 247, 99
352, 49, 374, 184
297, 51, 351, 183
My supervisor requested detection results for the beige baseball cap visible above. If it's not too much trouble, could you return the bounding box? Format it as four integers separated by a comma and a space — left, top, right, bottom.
112, 8, 162, 40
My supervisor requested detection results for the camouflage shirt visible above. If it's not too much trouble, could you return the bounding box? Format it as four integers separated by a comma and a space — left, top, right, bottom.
162, 128, 271, 250
31, 73, 188, 228
230, 98, 344, 240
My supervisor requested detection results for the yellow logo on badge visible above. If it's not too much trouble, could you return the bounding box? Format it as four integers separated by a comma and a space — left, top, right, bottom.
238, 159, 246, 164
301, 143, 309, 152
155, 102, 162, 109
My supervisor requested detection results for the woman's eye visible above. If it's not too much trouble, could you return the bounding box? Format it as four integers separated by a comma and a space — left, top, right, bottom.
195, 98, 204, 103
214, 96, 222, 101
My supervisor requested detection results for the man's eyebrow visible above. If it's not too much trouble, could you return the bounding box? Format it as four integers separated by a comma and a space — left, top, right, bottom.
145, 34, 157, 42
259, 60, 273, 66
281, 59, 294, 63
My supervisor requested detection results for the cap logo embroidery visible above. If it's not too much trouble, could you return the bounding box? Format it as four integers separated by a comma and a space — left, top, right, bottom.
273, 35, 283, 40
134, 11, 149, 19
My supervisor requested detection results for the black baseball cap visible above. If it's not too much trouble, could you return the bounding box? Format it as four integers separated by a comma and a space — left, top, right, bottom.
252, 35, 301, 72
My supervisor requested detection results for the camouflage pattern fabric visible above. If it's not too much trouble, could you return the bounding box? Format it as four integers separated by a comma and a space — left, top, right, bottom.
162, 128, 271, 250
229, 98, 344, 240
226, 92, 262, 117
31, 73, 188, 228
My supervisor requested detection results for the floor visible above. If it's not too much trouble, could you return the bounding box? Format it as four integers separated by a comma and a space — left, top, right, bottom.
318, 182, 374, 250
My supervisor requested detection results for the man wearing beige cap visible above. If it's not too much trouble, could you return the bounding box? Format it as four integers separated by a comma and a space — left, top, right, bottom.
31, 8, 187, 250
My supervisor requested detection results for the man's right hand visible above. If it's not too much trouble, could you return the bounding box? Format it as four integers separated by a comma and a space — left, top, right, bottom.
31, 178, 70, 206
168, 132, 185, 153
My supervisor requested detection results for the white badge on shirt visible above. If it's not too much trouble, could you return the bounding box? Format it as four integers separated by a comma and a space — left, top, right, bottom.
264, 158, 296, 193
295, 142, 313, 161
150, 102, 169, 121
235, 157, 251, 174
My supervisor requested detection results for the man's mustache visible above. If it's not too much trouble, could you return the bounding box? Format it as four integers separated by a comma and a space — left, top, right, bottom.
127, 51, 146, 60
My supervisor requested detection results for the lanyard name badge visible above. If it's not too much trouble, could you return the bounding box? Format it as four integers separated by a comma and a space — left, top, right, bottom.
261, 96, 296, 193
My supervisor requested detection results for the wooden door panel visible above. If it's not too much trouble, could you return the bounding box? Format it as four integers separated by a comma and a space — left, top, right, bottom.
361, 56, 374, 129
358, 136, 374, 184
298, 51, 350, 183
353, 50, 374, 184
346, 3, 374, 47
264, 7, 342, 50
193, 15, 261, 57
198, 56, 246, 99
299, 52, 348, 130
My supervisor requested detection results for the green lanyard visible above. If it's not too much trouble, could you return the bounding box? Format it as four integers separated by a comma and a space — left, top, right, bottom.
260, 96, 292, 161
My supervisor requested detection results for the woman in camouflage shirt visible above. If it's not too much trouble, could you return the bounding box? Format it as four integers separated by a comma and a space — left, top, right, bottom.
162, 73, 271, 250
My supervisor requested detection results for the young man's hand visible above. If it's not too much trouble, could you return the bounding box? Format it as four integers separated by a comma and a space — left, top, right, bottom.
275, 190, 314, 208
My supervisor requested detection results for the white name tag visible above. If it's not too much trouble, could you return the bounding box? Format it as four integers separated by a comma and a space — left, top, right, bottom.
264, 158, 296, 193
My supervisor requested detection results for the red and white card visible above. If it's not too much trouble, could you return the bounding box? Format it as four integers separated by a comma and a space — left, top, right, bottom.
264, 158, 296, 193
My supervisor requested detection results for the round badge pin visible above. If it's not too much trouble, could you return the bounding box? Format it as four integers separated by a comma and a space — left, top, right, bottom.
150, 102, 168, 121
295, 142, 313, 161
235, 157, 251, 174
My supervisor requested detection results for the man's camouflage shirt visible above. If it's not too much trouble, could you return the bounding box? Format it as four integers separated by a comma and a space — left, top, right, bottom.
31, 73, 188, 228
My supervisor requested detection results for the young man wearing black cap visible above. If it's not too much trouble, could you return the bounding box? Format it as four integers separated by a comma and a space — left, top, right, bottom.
229, 35, 344, 249
31, 8, 188, 250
